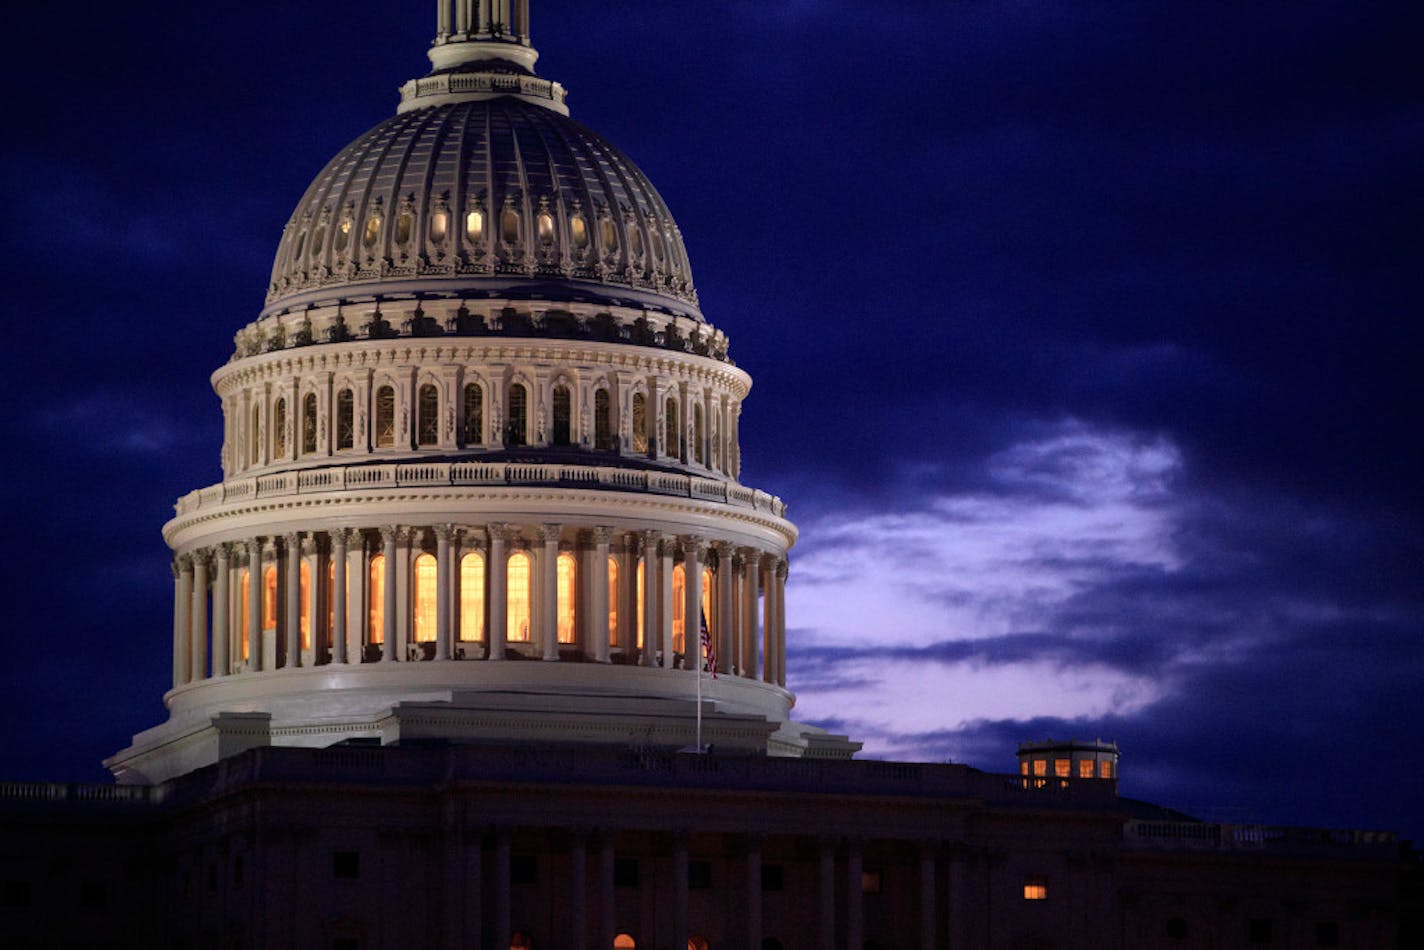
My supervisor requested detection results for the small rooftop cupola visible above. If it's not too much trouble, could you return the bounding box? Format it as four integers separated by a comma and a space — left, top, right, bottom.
1017, 738, 1120, 788
400, 0, 568, 116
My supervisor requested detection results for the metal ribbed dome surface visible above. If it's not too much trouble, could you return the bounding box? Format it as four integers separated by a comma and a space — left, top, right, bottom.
265, 98, 700, 320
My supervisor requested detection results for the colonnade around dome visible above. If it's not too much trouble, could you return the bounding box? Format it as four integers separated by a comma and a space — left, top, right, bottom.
169, 524, 788, 694
216, 335, 744, 481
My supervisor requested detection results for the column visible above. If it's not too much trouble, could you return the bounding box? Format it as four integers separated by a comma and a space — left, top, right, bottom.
920, 841, 937, 950
819, 839, 836, 950
190, 549, 209, 682
597, 831, 616, 950
435, 525, 453, 661
493, 828, 512, 950
396, 528, 414, 657
346, 531, 366, 664
246, 540, 263, 671
449, 529, 464, 647
487, 524, 507, 660
331, 530, 349, 664
303, 534, 321, 663
623, 534, 642, 662
381, 526, 398, 662
658, 536, 675, 669
283, 533, 301, 668
173, 556, 192, 688
846, 840, 864, 950
212, 545, 230, 678
683, 538, 704, 672
716, 543, 736, 675
570, 832, 588, 949
539, 523, 560, 661
673, 834, 689, 950
640, 531, 659, 667
745, 837, 763, 949
762, 556, 778, 685
591, 528, 612, 663
742, 549, 761, 680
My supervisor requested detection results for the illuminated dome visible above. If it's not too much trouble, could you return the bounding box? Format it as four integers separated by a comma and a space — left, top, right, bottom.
108, 1, 857, 785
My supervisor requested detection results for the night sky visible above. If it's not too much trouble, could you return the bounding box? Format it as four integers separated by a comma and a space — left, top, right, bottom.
3, 2, 1420, 842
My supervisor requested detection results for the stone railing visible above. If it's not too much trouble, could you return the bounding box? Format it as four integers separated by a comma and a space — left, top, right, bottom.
175, 461, 787, 520
0, 781, 159, 807
1123, 819, 1397, 853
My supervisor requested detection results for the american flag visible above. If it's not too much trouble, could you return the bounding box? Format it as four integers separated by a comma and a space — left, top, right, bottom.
699, 610, 718, 678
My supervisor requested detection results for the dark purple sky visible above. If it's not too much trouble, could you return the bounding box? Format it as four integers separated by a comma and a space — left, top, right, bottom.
3, 2, 1420, 841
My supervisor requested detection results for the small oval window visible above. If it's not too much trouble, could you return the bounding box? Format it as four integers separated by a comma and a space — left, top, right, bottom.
395, 212, 413, 245
466, 209, 485, 242
429, 211, 449, 243
570, 215, 588, 249
310, 225, 325, 258
363, 215, 381, 248
537, 211, 555, 245
652, 230, 665, 263
629, 225, 645, 259
292, 232, 305, 261
501, 208, 521, 245
600, 217, 617, 253
335, 219, 351, 252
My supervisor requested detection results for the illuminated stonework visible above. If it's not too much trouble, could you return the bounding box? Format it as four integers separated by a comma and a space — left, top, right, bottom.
107, 1, 856, 785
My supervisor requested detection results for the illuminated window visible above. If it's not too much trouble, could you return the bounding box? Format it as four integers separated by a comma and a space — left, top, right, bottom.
463, 383, 483, 445
557, 552, 577, 644
1020, 761, 1029, 776
299, 560, 311, 650
417, 383, 439, 446
262, 566, 278, 631
507, 383, 528, 446
665, 398, 680, 458
395, 211, 413, 246
631, 393, 648, 453
570, 214, 588, 249
600, 216, 617, 254
335, 218, 351, 253
671, 564, 686, 653
614, 937, 636, 950
301, 393, 318, 455
374, 386, 395, 448
429, 210, 449, 244
336, 389, 354, 450
460, 553, 485, 641
1100, 760, 1114, 779
325, 560, 334, 645
368, 554, 385, 644
273, 397, 288, 457
466, 208, 484, 243
594, 389, 613, 451
363, 215, 381, 248
1055, 759, 1071, 779
413, 553, 437, 644
249, 405, 260, 465
537, 211, 555, 245
507, 552, 531, 642
636, 559, 645, 649
1023, 876, 1048, 901
552, 386, 572, 446
1079, 759, 1095, 779
239, 570, 251, 660
501, 208, 521, 245
693, 403, 705, 464
1033, 759, 1047, 777
701, 566, 714, 644
628, 223, 645, 260
608, 557, 620, 647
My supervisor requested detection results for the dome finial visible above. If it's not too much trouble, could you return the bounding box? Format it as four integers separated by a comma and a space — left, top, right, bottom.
432, 0, 538, 72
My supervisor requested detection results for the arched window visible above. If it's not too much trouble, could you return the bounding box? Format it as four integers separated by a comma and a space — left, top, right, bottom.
249, 405, 260, 466
335, 389, 354, 450
417, 383, 439, 446
325, 560, 335, 647
711, 417, 721, 470
614, 937, 636, 950
363, 214, 381, 248
301, 392, 318, 455
463, 383, 483, 446
506, 383, 528, 446
631, 392, 648, 454
507, 551, 531, 642
501, 208, 521, 245
413, 553, 437, 643
395, 211, 413, 246
460, 552, 485, 642
594, 389, 613, 451
537, 211, 555, 245
368, 554, 385, 645
374, 385, 395, 448
557, 552, 576, 645
608, 557, 620, 647
665, 398, 680, 459
273, 397, 288, 458
239, 570, 251, 660
570, 214, 589, 250
429, 209, 449, 244
335, 218, 351, 253
702, 566, 714, 645
636, 559, 645, 649
600, 217, 617, 255
671, 564, 686, 654
262, 566, 278, 631
693, 403, 705, 465
552, 385, 572, 446
299, 560, 311, 650
311, 223, 325, 258
466, 208, 485, 243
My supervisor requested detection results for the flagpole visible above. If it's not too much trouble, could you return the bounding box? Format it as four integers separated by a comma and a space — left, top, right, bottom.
695, 646, 703, 752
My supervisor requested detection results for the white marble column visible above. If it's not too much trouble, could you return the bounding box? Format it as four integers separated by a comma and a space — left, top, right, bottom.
640, 531, 659, 667
396, 527, 414, 658
591, 528, 612, 663
716, 543, 736, 675
381, 526, 398, 662
762, 555, 778, 686
683, 537, 704, 672
741, 549, 761, 680
658, 536, 674, 669
190, 550, 209, 682
282, 534, 301, 668
212, 545, 230, 678
246, 540, 263, 671
331, 530, 348, 665
539, 523, 561, 661
173, 556, 192, 688
487, 524, 507, 660
777, 560, 789, 687
302, 535, 321, 662
435, 524, 453, 661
